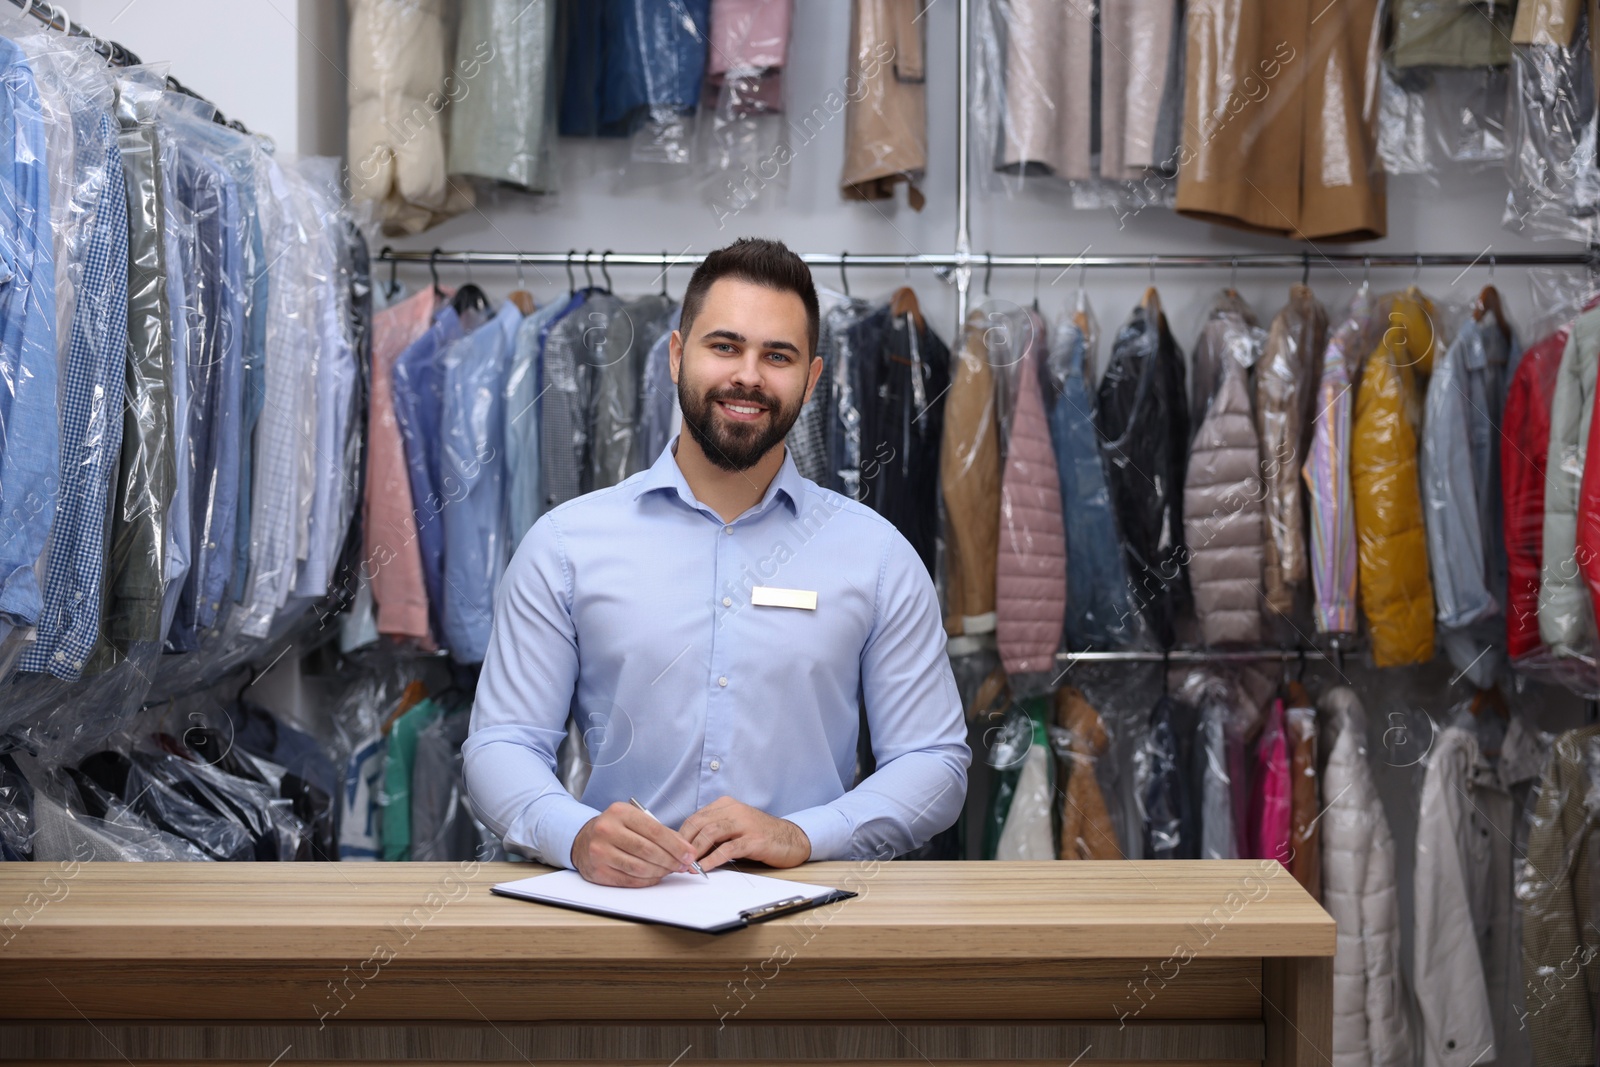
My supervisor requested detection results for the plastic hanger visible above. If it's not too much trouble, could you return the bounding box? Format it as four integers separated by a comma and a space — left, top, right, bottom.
380, 246, 400, 301
660, 250, 670, 298
598, 249, 615, 294
566, 250, 577, 295
839, 251, 850, 298
445, 250, 489, 317
1031, 256, 1042, 313
1073, 263, 1090, 333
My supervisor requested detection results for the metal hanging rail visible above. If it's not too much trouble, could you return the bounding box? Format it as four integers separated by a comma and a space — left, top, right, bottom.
2, 0, 250, 132
1057, 648, 1333, 665
375, 247, 1600, 272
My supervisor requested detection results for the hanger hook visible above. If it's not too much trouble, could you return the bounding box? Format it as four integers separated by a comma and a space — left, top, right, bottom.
381, 245, 398, 298
984, 252, 993, 297
1362, 256, 1371, 288
661, 250, 669, 297
565, 250, 576, 294
515, 252, 526, 291
1414, 253, 1423, 284
1077, 260, 1088, 298
1148, 254, 1156, 286
1489, 252, 1496, 282
1230, 256, 1238, 291
1301, 250, 1310, 286
462, 252, 473, 286
1032, 256, 1042, 310
583, 249, 595, 290
839, 251, 850, 298
600, 249, 614, 292
429, 248, 441, 294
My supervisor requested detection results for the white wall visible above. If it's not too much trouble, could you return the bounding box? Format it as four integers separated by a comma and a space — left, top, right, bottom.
1, 0, 343, 157
13, 1, 1581, 345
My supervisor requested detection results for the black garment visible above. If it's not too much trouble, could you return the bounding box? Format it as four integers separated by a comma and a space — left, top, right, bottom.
225, 703, 340, 861
857, 306, 950, 576
321, 221, 373, 636
1141, 694, 1197, 859
75, 751, 255, 861
0, 753, 34, 861
1095, 301, 1191, 648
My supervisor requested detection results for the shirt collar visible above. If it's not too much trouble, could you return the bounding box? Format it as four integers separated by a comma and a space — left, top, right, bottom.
633, 434, 805, 522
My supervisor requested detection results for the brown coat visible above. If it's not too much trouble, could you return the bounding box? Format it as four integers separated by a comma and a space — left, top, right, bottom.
842, 0, 927, 208
1175, 0, 1386, 241
1056, 686, 1123, 860
941, 311, 1002, 639
1285, 681, 1321, 900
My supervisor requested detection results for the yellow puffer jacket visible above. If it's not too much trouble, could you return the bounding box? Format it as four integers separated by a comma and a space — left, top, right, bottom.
1350, 292, 1436, 667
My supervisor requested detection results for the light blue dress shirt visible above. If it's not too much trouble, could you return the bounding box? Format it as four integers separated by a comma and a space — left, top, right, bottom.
463, 436, 971, 869
0, 40, 60, 639
441, 300, 523, 663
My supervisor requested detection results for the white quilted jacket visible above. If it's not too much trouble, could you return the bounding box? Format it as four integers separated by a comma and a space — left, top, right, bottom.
1318, 687, 1413, 1067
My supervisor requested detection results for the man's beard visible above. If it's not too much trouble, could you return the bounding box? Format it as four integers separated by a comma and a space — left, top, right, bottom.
678, 379, 802, 473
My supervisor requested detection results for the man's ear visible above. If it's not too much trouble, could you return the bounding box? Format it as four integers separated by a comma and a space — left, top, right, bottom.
802, 348, 824, 405
669, 330, 683, 384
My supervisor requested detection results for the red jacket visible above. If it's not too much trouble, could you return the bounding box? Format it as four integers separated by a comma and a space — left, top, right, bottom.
1580, 331, 1600, 629
1503, 321, 1575, 658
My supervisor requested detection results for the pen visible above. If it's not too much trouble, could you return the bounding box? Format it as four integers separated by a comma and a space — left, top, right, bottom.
629, 797, 708, 878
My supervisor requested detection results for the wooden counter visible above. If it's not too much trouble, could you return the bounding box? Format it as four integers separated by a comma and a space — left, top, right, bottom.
0, 859, 1334, 1065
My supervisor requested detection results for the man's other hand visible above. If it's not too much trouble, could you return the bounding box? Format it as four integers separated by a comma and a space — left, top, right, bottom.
571, 802, 701, 886
679, 796, 812, 870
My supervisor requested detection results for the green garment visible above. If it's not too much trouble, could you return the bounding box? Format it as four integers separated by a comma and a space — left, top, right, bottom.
89, 111, 176, 671
381, 698, 443, 861
1391, 0, 1514, 68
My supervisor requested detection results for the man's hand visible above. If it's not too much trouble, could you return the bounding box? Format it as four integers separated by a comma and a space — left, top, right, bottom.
570, 802, 701, 886
679, 796, 812, 871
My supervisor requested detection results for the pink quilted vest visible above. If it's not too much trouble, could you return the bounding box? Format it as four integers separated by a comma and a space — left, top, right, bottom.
996, 314, 1067, 676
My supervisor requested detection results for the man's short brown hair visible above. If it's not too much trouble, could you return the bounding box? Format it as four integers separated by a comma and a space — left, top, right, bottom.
679, 238, 820, 360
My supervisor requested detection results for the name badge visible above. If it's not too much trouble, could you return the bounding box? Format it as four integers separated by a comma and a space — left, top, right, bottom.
751, 586, 818, 611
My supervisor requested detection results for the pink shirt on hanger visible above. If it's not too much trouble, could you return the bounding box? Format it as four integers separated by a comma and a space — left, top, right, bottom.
367, 288, 445, 647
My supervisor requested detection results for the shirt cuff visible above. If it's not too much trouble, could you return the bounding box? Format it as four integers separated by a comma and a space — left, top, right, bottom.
526, 796, 604, 870
782, 804, 854, 863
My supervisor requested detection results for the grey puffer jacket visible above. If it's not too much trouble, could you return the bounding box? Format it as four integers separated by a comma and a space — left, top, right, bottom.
1184, 350, 1265, 646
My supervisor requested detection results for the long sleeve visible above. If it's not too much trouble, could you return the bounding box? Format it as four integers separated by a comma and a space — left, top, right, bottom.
1521, 732, 1599, 1067
1422, 332, 1495, 631
1305, 319, 1360, 633
1414, 737, 1496, 1067
782, 529, 971, 861
1361, 785, 1412, 1067
1541, 321, 1597, 654
462, 512, 601, 868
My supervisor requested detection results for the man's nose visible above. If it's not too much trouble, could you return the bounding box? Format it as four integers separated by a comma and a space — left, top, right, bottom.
728, 353, 766, 388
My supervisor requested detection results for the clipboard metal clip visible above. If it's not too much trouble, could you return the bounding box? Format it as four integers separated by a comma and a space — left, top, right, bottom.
739, 895, 810, 922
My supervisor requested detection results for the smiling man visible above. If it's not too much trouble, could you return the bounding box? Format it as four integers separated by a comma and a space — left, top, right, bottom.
464, 238, 970, 887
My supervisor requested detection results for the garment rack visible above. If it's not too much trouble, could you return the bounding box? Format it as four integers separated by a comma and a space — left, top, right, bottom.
2, 0, 249, 132
376, 247, 1600, 274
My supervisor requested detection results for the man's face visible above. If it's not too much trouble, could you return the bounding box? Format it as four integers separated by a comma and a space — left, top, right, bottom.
671, 277, 821, 473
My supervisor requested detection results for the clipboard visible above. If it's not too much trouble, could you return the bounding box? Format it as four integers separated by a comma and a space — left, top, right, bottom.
491, 868, 857, 934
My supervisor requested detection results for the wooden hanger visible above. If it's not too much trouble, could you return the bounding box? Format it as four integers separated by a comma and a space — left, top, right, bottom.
507, 289, 536, 316
1470, 685, 1509, 721
1474, 284, 1513, 343
890, 285, 924, 331
381, 679, 430, 736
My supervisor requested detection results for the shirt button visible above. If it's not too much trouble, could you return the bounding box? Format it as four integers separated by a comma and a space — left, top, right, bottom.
723, 526, 732, 535
722, 597, 732, 607
718, 676, 728, 687
709, 759, 721, 771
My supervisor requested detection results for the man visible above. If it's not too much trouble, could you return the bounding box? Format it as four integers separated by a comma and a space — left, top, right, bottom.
464, 238, 970, 887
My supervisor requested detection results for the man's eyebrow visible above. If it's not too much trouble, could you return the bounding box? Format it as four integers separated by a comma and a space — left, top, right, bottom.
701, 328, 802, 355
